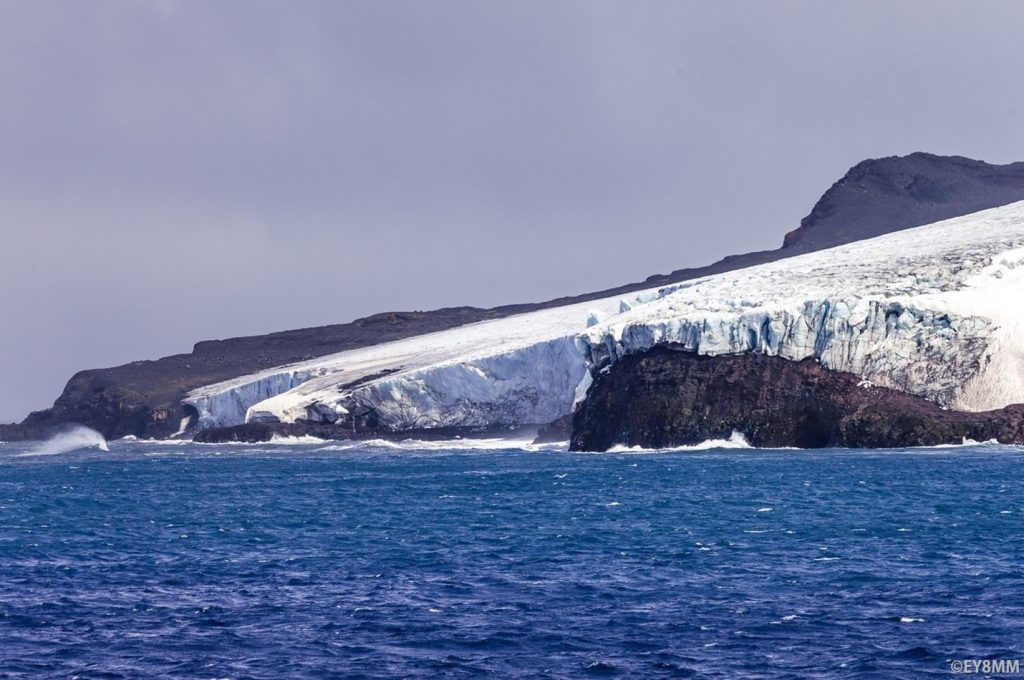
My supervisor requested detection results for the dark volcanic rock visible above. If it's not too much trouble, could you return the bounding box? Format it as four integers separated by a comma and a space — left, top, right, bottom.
570, 347, 1024, 451
193, 421, 539, 444
532, 414, 574, 444
2, 308, 500, 441
6, 153, 1024, 441
781, 152, 1024, 252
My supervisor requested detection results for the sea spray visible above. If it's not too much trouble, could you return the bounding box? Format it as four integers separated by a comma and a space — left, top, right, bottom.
24, 426, 109, 456
606, 431, 752, 453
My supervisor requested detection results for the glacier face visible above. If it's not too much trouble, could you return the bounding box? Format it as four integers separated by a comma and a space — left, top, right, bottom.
187, 367, 340, 431
184, 295, 631, 430
342, 336, 589, 431
184, 201, 1024, 434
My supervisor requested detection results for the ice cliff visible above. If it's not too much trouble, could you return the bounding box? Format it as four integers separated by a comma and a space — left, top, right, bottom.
185, 202, 1024, 434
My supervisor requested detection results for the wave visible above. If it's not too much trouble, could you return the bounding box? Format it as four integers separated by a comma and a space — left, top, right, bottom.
321, 436, 567, 453
116, 437, 193, 445
605, 431, 752, 454
923, 437, 1003, 448
601, 433, 1023, 455
20, 426, 109, 457
268, 434, 329, 445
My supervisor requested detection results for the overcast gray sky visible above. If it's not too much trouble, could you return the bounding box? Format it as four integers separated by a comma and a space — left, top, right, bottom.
2, 0, 1024, 422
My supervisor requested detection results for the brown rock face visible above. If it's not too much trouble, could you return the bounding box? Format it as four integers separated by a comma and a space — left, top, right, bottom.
569, 347, 1024, 451
781, 152, 1024, 253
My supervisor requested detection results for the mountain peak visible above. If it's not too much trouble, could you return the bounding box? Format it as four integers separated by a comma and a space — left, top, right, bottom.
782, 153, 1024, 250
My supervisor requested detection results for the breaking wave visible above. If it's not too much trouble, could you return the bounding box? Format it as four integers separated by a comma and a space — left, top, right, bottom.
268, 434, 329, 445
940, 437, 1002, 448
22, 426, 109, 457
605, 431, 752, 454
321, 436, 566, 453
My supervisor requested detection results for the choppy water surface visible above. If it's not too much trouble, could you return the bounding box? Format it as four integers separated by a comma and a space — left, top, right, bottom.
0, 439, 1021, 678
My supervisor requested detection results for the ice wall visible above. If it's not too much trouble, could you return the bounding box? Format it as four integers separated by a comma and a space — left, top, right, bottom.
339, 336, 589, 430
186, 367, 337, 430
580, 299, 991, 408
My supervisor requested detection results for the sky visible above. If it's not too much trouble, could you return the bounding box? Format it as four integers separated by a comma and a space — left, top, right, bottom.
2, 0, 1024, 422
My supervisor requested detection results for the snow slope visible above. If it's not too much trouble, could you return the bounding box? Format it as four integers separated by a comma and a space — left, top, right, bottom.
185, 202, 1024, 433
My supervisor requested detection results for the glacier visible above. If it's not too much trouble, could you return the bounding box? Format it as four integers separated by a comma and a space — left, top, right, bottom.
184, 201, 1024, 435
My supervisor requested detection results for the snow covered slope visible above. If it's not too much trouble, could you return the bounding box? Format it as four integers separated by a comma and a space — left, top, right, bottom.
185, 202, 1024, 433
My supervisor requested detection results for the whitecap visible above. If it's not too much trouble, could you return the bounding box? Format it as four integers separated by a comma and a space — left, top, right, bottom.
114, 437, 192, 446
605, 431, 752, 454
322, 436, 566, 453
268, 434, 328, 445
909, 437, 1007, 450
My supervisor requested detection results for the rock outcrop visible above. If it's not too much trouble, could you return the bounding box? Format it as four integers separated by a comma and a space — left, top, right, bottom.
570, 347, 1024, 451
781, 152, 1024, 252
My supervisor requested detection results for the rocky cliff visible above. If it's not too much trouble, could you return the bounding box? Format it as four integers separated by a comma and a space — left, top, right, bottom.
570, 348, 1024, 451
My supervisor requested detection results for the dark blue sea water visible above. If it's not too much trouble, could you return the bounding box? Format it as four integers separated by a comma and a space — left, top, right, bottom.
0, 438, 1021, 678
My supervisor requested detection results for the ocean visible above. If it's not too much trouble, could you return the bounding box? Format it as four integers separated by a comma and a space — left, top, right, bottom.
0, 438, 1021, 678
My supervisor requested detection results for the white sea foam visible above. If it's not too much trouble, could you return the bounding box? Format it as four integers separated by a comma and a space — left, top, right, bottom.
908, 437, 1005, 449
21, 426, 109, 457
105, 436, 193, 447
605, 431, 752, 453
320, 436, 566, 453
268, 434, 328, 445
